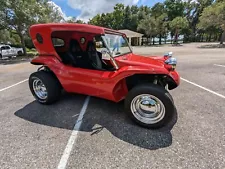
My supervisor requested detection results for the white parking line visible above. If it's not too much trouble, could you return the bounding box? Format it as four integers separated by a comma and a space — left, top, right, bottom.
57, 96, 90, 169
0, 79, 28, 92
214, 64, 225, 68
181, 78, 225, 99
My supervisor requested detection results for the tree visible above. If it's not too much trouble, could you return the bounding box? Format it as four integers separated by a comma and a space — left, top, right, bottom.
137, 16, 157, 45
183, 0, 213, 42
67, 17, 85, 24
0, 29, 20, 44
0, 0, 63, 55
164, 0, 185, 20
169, 17, 188, 44
155, 14, 169, 44
39, 1, 64, 23
164, 0, 186, 43
198, 2, 225, 44
151, 3, 168, 44
112, 3, 125, 30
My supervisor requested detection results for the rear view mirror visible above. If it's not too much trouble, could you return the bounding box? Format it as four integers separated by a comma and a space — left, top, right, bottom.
95, 41, 103, 48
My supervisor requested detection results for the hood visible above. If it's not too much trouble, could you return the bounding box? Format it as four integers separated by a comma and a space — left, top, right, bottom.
115, 53, 165, 68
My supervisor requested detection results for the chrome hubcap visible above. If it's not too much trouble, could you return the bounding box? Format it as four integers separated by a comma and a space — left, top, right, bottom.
33, 78, 47, 100
131, 94, 165, 124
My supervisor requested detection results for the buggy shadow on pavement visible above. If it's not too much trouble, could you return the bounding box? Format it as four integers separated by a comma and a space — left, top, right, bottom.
15, 94, 177, 150
14, 93, 86, 130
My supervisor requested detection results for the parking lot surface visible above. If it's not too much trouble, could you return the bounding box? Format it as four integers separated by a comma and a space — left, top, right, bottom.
0, 43, 225, 169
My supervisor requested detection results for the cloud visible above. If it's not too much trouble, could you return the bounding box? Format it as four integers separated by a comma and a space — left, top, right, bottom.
182, 0, 198, 3
48, 1, 72, 21
67, 0, 141, 21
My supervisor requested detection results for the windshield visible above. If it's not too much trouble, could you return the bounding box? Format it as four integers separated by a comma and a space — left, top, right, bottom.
102, 34, 132, 57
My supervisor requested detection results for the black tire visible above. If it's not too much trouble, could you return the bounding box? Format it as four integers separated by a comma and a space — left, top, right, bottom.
17, 51, 22, 56
29, 71, 62, 104
166, 91, 174, 103
125, 84, 175, 129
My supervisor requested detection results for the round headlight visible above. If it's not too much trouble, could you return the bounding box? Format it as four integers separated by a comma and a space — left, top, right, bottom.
165, 57, 177, 70
165, 57, 177, 65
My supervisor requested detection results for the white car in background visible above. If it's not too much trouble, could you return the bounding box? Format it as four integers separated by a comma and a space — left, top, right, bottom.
0, 45, 23, 59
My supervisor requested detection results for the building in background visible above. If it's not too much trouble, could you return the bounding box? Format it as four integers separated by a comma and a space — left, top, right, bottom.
118, 29, 143, 46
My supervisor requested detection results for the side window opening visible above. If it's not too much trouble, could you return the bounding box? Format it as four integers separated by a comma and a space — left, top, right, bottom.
51, 31, 114, 71
1, 46, 6, 50
5, 46, 10, 50
52, 38, 65, 47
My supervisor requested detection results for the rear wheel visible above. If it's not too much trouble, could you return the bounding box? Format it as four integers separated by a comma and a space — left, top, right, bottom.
125, 84, 175, 129
29, 71, 62, 104
17, 51, 22, 56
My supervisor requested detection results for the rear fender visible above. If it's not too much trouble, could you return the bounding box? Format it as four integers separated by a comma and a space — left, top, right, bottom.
31, 55, 61, 66
30, 55, 64, 88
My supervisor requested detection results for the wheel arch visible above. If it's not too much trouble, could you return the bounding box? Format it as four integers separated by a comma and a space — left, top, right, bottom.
36, 65, 63, 89
124, 73, 178, 91
112, 73, 178, 102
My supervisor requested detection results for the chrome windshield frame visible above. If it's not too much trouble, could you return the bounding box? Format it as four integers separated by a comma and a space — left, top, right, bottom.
101, 35, 119, 70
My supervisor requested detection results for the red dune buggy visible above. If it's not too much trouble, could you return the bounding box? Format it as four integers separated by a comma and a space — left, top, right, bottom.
29, 23, 180, 129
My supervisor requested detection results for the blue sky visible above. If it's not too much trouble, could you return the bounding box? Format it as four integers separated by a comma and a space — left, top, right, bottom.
51, 0, 165, 21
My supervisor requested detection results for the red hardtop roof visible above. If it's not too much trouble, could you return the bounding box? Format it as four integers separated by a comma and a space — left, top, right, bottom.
29, 23, 124, 35
29, 23, 125, 58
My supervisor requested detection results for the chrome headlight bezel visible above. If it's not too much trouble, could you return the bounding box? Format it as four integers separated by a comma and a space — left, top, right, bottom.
165, 57, 177, 70
165, 57, 177, 65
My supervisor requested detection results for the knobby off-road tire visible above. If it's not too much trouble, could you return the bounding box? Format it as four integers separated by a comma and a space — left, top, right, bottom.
125, 84, 175, 129
29, 71, 62, 104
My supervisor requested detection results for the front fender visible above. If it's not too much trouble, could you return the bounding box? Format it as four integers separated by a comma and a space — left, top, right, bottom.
111, 66, 180, 101
167, 71, 180, 90
111, 65, 170, 80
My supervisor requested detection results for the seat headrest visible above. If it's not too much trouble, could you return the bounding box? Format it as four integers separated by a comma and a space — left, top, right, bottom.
69, 39, 82, 51
86, 41, 96, 51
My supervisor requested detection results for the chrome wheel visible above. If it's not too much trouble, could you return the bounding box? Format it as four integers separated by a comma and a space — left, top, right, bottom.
32, 77, 47, 100
130, 94, 165, 124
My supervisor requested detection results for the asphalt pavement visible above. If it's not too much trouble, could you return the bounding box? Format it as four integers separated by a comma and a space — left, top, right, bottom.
0, 43, 225, 169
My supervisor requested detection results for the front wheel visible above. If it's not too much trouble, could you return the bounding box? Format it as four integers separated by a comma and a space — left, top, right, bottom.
29, 71, 62, 104
125, 84, 175, 129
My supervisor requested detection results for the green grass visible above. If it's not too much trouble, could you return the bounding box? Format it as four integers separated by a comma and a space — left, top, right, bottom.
23, 48, 38, 57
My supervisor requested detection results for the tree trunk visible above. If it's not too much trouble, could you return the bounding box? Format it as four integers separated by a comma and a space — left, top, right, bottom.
149, 36, 152, 46
220, 30, 225, 44
170, 32, 173, 44
18, 33, 27, 56
209, 33, 212, 42
201, 33, 204, 42
174, 28, 179, 44
159, 34, 162, 45
153, 37, 155, 45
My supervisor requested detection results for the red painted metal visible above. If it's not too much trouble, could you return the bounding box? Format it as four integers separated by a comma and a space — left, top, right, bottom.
29, 23, 180, 102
